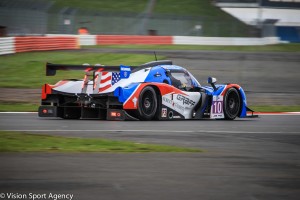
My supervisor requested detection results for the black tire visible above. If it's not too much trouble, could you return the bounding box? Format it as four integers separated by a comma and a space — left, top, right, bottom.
224, 88, 241, 120
137, 86, 158, 120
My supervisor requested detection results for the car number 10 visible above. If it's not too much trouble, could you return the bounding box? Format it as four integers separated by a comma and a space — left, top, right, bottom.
213, 101, 223, 114
210, 96, 224, 119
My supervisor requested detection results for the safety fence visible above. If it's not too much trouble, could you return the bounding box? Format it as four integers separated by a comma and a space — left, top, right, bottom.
0, 35, 282, 55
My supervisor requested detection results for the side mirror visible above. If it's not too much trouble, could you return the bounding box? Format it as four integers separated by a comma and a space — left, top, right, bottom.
208, 77, 217, 91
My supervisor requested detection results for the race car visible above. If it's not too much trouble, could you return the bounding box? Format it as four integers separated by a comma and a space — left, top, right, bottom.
39, 60, 256, 120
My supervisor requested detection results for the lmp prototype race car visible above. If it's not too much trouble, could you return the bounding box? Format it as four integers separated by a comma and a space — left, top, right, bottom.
39, 60, 256, 120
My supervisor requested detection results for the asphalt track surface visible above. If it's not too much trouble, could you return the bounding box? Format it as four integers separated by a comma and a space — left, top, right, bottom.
1, 113, 300, 200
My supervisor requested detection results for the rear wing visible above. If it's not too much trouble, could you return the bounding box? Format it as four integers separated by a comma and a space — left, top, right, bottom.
46, 60, 173, 76
46, 63, 127, 76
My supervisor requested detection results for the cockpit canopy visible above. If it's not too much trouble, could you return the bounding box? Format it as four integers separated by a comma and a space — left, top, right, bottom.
161, 65, 201, 91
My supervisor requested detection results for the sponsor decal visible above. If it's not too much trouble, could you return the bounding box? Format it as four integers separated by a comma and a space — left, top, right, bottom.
161, 108, 167, 118
132, 97, 138, 108
173, 115, 181, 119
177, 94, 195, 106
120, 65, 131, 79
162, 96, 184, 112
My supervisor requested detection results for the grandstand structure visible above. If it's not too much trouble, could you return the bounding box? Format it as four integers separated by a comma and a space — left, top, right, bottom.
215, 0, 300, 42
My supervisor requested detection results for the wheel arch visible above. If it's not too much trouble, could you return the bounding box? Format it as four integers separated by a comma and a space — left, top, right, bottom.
150, 85, 162, 119
222, 84, 247, 118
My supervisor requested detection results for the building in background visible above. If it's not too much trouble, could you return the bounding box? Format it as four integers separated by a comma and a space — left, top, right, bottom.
215, 0, 300, 42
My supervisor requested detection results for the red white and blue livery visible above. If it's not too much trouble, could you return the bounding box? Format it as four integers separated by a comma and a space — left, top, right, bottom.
39, 60, 255, 120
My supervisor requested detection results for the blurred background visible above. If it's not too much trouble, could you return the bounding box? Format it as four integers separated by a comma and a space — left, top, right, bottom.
0, 0, 299, 40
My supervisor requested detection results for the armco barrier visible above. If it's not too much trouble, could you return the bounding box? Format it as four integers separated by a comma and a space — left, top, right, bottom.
0, 35, 283, 56
15, 36, 79, 53
79, 35, 97, 45
0, 37, 15, 55
173, 36, 281, 46
47, 34, 97, 46
97, 35, 173, 45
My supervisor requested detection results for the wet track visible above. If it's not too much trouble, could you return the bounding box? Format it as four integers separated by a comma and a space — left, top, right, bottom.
1, 113, 300, 200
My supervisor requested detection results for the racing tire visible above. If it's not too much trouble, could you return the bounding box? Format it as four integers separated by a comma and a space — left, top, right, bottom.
224, 88, 241, 120
137, 86, 158, 120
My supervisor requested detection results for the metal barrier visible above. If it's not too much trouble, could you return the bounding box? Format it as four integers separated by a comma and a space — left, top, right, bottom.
0, 36, 79, 55
79, 35, 97, 46
173, 36, 281, 46
0, 35, 282, 56
15, 36, 79, 53
97, 35, 172, 45
0, 37, 15, 55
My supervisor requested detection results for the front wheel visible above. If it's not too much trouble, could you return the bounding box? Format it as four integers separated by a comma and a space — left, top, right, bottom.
224, 88, 241, 120
137, 86, 158, 120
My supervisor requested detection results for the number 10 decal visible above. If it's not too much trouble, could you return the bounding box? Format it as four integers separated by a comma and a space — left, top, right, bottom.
210, 96, 224, 119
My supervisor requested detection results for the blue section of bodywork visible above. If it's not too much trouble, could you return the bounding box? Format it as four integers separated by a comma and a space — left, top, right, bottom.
114, 83, 140, 103
238, 87, 247, 118
144, 66, 171, 84
202, 85, 225, 95
120, 65, 131, 79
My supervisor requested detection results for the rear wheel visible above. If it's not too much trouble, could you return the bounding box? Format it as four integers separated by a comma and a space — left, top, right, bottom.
137, 86, 158, 120
224, 88, 241, 120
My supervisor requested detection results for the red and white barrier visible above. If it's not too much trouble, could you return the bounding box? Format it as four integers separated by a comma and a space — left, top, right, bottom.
0, 37, 15, 55
96, 35, 173, 45
79, 35, 97, 45
173, 36, 281, 46
0, 36, 79, 55
15, 36, 79, 53
0, 34, 282, 56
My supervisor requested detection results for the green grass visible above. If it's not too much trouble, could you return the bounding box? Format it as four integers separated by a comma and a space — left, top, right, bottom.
250, 105, 300, 112
0, 103, 38, 112
86, 43, 300, 52
0, 131, 202, 153
0, 52, 164, 88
